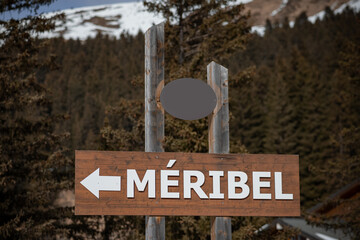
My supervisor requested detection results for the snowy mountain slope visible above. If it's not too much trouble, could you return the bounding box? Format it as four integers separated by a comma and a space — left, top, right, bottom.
309, 0, 360, 22
44, 0, 252, 39
43, 1, 163, 39
42, 0, 360, 39
247, 0, 360, 27
250, 0, 360, 35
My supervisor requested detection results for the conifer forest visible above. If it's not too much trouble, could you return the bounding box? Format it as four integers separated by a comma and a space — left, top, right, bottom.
1, 0, 359, 239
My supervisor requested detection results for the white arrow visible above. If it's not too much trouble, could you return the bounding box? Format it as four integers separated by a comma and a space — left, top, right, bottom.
80, 168, 121, 199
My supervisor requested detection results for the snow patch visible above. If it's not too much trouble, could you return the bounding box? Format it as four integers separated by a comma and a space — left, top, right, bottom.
234, 0, 253, 4
335, 0, 360, 13
309, 0, 360, 23
251, 25, 265, 36
315, 232, 338, 240
271, 0, 289, 17
308, 10, 326, 23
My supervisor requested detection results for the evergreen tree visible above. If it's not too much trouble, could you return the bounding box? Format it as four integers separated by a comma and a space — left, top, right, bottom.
0, 1, 72, 239
309, 42, 360, 238
230, 65, 266, 153
286, 48, 332, 207
265, 19, 273, 34
326, 40, 360, 189
144, 0, 250, 77
263, 58, 297, 154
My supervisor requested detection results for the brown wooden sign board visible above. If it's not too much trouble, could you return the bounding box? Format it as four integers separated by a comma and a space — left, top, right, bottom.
75, 151, 300, 216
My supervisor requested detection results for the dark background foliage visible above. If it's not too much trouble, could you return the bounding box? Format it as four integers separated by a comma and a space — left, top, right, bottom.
1, 0, 359, 238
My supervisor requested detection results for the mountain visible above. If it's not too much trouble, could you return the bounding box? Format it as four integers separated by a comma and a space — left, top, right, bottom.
247, 0, 359, 26
43, 1, 162, 39
248, 0, 360, 34
44, 0, 360, 39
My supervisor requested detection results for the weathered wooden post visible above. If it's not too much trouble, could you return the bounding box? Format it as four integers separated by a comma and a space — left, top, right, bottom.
207, 61, 231, 240
145, 23, 165, 240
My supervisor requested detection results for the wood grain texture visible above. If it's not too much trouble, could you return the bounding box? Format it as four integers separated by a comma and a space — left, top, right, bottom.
75, 151, 300, 216
145, 23, 165, 240
208, 61, 231, 240
207, 61, 229, 154
145, 23, 165, 153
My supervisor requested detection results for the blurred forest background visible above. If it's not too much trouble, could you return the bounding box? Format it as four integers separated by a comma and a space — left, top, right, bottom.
1, 0, 359, 239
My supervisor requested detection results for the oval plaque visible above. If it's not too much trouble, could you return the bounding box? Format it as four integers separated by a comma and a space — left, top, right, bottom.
160, 78, 217, 120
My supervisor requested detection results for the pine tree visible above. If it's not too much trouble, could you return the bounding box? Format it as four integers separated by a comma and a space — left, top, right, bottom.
308, 41, 360, 238
284, 48, 332, 208
263, 58, 297, 154
144, 0, 250, 77
0, 1, 73, 239
326, 40, 360, 189
230, 65, 266, 153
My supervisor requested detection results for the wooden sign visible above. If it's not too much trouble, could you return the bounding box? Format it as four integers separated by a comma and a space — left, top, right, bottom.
75, 151, 300, 216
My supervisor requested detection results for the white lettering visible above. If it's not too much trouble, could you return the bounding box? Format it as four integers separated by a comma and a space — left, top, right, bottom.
209, 171, 224, 199
184, 170, 208, 199
124, 165, 293, 201
127, 169, 155, 198
275, 172, 293, 200
253, 171, 271, 199
161, 170, 180, 198
228, 171, 250, 199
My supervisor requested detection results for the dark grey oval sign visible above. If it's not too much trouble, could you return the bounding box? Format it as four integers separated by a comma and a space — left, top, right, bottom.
160, 78, 217, 120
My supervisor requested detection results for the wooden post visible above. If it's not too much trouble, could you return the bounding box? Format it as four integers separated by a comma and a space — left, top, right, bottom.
207, 61, 231, 240
145, 23, 165, 240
